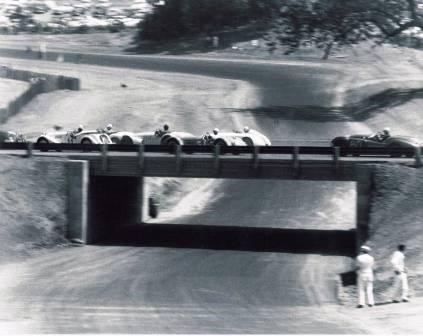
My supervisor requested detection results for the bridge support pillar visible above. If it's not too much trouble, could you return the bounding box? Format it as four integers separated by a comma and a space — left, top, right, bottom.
66, 160, 89, 243
355, 166, 373, 251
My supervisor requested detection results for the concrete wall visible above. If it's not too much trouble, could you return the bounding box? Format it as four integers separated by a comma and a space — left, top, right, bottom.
0, 66, 80, 123
66, 160, 88, 243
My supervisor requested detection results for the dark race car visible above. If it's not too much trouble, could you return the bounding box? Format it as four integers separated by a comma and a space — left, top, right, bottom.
331, 133, 422, 157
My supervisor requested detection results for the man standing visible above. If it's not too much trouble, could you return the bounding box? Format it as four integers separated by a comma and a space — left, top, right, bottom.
356, 245, 375, 308
391, 244, 410, 303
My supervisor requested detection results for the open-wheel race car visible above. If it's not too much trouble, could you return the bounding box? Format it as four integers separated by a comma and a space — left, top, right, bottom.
331, 131, 422, 157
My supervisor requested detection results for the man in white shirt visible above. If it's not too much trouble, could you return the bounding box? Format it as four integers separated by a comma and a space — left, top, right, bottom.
391, 244, 410, 303
356, 245, 375, 308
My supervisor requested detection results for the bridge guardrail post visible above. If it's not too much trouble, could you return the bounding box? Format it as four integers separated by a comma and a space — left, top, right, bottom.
333, 146, 340, 170
26, 141, 33, 158
293, 146, 299, 170
415, 146, 422, 167
138, 144, 145, 174
253, 146, 260, 172
175, 145, 182, 174
101, 144, 108, 172
214, 145, 221, 176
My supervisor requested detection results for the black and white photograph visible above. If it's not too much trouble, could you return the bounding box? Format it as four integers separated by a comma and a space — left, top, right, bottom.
0, 0, 422, 334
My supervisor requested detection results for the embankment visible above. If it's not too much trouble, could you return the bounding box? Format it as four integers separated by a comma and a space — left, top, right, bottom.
0, 66, 80, 124
0, 156, 68, 263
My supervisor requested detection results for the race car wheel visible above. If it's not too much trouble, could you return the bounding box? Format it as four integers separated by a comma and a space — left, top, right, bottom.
81, 138, 93, 152
121, 135, 133, 145
242, 137, 254, 147
214, 139, 228, 155
37, 138, 49, 152
167, 138, 179, 153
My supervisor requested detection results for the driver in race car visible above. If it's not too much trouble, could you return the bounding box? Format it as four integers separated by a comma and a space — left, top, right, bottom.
155, 123, 171, 137
376, 127, 391, 141
369, 127, 391, 141
71, 125, 84, 136
104, 123, 113, 134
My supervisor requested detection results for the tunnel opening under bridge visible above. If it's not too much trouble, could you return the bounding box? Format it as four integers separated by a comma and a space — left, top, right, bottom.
83, 175, 368, 256
87, 176, 144, 244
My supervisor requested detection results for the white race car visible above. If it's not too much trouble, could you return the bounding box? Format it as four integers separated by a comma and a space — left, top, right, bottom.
200, 131, 247, 146
36, 129, 112, 146
108, 131, 144, 145
1, 131, 26, 143
239, 128, 271, 146
136, 129, 201, 146
201, 128, 271, 147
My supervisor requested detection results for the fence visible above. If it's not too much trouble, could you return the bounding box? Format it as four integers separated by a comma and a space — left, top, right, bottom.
0, 66, 80, 123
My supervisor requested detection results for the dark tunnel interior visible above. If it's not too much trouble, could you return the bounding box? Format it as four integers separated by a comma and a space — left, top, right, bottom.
88, 177, 359, 256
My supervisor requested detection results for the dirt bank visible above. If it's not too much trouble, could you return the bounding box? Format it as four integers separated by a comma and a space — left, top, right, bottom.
0, 79, 28, 108
0, 156, 68, 263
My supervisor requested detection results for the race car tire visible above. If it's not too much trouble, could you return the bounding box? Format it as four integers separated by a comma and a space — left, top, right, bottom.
37, 138, 49, 152
121, 135, 133, 145
214, 139, 227, 155
167, 138, 179, 153
81, 138, 93, 152
242, 137, 254, 147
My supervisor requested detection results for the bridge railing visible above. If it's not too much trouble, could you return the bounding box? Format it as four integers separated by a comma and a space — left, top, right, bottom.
0, 142, 421, 167
0, 142, 421, 155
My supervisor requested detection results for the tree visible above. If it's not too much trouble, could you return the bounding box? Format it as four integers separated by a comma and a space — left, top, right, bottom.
137, 0, 279, 41
267, 0, 423, 59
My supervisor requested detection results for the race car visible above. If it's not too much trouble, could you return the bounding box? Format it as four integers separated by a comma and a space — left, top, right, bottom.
0, 131, 26, 143
36, 129, 112, 146
331, 132, 422, 157
200, 129, 248, 147
108, 131, 143, 145
238, 127, 271, 146
200, 127, 271, 147
136, 129, 201, 146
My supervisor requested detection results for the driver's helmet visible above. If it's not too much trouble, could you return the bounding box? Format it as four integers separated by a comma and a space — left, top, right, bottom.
77, 125, 84, 133
243, 126, 250, 133
383, 127, 391, 136
163, 123, 170, 132
212, 128, 219, 135
106, 123, 113, 132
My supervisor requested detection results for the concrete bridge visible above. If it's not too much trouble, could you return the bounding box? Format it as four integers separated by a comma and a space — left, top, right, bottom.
3, 143, 422, 255
61, 144, 422, 254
